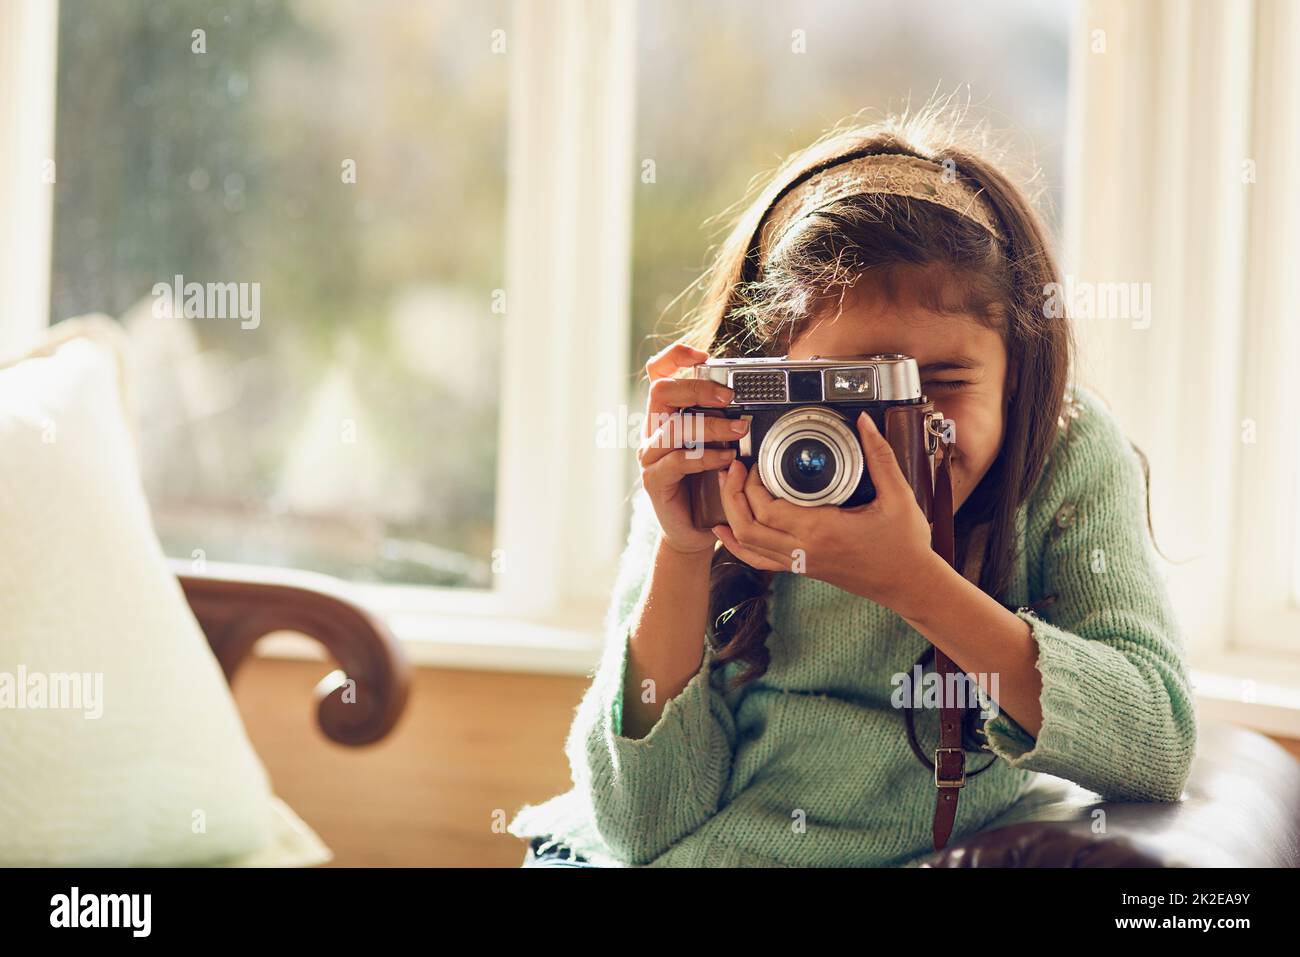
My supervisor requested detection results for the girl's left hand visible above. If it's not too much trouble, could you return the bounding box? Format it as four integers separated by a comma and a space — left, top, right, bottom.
712, 410, 942, 618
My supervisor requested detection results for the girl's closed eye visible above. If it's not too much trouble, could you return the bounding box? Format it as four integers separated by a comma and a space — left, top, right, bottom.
925, 378, 970, 391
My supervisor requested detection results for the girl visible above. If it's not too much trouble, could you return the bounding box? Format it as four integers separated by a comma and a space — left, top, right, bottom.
509, 108, 1197, 868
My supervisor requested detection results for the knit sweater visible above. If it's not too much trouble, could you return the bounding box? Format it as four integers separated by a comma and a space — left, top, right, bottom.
507, 384, 1198, 867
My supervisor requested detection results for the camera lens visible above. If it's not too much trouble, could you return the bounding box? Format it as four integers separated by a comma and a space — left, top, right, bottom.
757, 407, 864, 507
780, 439, 838, 494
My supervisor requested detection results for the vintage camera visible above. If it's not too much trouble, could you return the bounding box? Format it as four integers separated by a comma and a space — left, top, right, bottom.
681, 354, 948, 528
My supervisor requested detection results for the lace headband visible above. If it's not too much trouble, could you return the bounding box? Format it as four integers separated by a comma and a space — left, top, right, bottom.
757, 153, 1003, 264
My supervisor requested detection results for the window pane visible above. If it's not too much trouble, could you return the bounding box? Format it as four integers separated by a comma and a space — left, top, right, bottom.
631, 0, 1073, 375
51, 0, 511, 587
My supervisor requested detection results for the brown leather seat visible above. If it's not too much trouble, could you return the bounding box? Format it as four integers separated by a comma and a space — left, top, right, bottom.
914, 720, 1300, 867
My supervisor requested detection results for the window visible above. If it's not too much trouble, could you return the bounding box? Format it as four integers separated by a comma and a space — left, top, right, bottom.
9, 0, 1300, 708
51, 0, 512, 589
40, 0, 1076, 660
1066, 0, 1300, 697
1229, 0, 1300, 658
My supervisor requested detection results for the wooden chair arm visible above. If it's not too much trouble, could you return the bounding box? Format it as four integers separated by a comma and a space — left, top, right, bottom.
173, 560, 410, 747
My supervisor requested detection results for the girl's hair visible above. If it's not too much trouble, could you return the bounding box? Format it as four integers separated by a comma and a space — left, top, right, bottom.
663, 105, 1085, 690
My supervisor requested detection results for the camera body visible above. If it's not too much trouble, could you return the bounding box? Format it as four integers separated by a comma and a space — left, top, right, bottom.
681, 354, 947, 528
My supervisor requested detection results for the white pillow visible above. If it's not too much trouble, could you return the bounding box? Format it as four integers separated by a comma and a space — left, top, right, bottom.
225, 798, 332, 867
0, 326, 289, 865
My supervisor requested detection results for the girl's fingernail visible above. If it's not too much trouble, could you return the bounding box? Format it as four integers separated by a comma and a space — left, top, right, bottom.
729, 419, 748, 433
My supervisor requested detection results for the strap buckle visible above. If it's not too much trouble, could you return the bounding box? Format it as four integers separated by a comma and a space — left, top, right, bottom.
934, 747, 967, 788
923, 410, 948, 455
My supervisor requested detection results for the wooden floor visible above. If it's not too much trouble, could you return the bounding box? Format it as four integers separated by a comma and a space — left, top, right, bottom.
231, 656, 1300, 867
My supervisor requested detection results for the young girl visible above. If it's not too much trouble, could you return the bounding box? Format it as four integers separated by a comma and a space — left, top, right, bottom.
508, 110, 1197, 868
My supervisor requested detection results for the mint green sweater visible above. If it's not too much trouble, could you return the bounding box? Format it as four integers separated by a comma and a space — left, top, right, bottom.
508, 385, 1198, 867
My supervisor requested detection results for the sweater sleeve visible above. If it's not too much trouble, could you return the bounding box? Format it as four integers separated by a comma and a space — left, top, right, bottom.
980, 389, 1198, 802
562, 484, 737, 865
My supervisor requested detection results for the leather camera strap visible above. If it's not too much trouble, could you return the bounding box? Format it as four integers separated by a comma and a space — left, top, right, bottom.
928, 447, 965, 851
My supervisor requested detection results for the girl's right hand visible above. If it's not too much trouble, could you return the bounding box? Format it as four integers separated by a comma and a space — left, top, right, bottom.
636, 342, 749, 556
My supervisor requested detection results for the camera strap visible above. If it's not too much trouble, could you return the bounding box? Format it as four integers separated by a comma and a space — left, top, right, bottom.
928, 447, 966, 851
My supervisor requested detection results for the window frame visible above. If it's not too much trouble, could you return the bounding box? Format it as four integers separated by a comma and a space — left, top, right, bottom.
0, 0, 58, 356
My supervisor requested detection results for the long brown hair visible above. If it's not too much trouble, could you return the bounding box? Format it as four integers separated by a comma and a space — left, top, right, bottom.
665, 106, 1078, 689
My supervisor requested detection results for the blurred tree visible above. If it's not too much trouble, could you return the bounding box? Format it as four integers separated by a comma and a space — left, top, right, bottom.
52, 0, 510, 586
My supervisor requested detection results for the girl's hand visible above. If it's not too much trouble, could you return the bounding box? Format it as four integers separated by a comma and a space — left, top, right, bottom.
711, 410, 942, 617
636, 341, 750, 556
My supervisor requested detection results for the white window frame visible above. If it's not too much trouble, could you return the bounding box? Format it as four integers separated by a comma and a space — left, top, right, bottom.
1, 0, 638, 674
0, 0, 58, 353
1067, 0, 1300, 735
